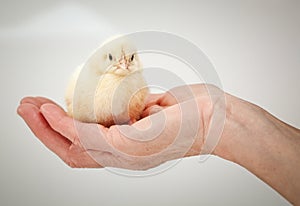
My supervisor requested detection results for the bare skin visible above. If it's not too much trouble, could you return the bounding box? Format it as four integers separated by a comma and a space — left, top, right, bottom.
17, 84, 300, 204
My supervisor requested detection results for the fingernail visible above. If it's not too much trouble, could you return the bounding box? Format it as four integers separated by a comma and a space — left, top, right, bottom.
40, 104, 52, 114
20, 96, 34, 105
40, 104, 60, 117
17, 104, 38, 117
17, 105, 24, 116
150, 106, 162, 115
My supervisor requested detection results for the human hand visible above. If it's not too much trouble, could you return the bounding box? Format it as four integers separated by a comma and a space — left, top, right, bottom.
17, 84, 224, 170
17, 84, 300, 204
17, 97, 101, 168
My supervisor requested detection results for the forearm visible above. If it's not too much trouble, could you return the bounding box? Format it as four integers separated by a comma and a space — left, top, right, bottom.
214, 93, 300, 204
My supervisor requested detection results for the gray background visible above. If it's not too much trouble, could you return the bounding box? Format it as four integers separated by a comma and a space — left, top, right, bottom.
1, 0, 299, 205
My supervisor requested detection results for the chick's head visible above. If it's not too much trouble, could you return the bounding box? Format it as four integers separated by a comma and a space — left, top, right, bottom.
101, 39, 142, 76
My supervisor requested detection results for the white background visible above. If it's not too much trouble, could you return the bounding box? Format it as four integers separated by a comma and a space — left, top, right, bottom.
0, 0, 299, 205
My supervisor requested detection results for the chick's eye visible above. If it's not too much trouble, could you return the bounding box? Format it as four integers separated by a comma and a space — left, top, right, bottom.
108, 53, 113, 61
130, 54, 135, 61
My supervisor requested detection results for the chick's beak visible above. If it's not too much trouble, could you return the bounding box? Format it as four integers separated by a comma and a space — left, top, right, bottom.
117, 55, 129, 70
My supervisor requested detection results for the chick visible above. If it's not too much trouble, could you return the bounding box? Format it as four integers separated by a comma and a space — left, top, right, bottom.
65, 37, 148, 127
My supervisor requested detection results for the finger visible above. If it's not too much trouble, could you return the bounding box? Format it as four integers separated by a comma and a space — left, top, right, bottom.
20, 96, 57, 108
128, 118, 137, 125
141, 105, 164, 118
144, 93, 164, 108
40, 103, 83, 143
17, 103, 71, 160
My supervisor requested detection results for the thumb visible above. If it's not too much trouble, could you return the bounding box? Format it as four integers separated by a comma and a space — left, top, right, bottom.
40, 103, 79, 143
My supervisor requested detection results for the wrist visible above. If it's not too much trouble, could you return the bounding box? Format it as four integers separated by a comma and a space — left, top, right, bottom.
212, 93, 280, 163
212, 93, 258, 162
213, 93, 300, 204
214, 93, 300, 163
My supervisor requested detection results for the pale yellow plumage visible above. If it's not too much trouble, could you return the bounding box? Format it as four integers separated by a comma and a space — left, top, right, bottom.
65, 36, 148, 127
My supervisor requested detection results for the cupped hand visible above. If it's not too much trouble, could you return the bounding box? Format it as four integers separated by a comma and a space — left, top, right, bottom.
17, 97, 101, 168
17, 84, 224, 170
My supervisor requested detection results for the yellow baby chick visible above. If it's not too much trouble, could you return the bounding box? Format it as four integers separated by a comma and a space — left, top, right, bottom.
65, 36, 148, 127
